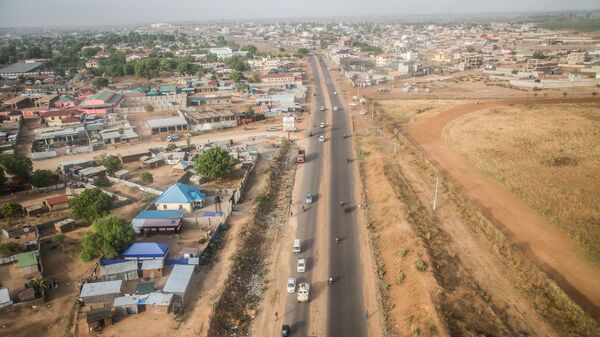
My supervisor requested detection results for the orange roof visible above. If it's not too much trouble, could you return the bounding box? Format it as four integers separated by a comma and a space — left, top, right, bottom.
45, 195, 69, 206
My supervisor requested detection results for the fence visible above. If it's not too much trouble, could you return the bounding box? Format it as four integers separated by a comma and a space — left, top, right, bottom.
106, 176, 164, 196
0, 255, 17, 265
32, 183, 66, 193
510, 78, 600, 88
31, 150, 57, 160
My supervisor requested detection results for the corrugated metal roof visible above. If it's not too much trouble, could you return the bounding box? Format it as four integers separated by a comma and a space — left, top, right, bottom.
80, 280, 123, 297
0, 61, 43, 74
145, 116, 188, 129
0, 288, 12, 306
136, 209, 184, 220
141, 292, 173, 305
100, 260, 137, 276
154, 183, 205, 205
17, 251, 38, 268
141, 259, 163, 270
163, 265, 195, 294
113, 295, 141, 307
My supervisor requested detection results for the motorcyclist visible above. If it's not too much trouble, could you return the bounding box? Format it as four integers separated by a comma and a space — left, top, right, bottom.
328, 276, 334, 284
340, 200, 343, 207
335, 237, 339, 243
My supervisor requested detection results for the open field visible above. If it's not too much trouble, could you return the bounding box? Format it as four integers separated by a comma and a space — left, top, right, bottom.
445, 102, 600, 261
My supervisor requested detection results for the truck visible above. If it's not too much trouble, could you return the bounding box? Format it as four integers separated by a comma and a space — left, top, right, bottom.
297, 149, 306, 163
297, 283, 310, 302
166, 135, 180, 142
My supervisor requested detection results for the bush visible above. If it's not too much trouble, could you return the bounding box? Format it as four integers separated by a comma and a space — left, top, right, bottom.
0, 203, 23, 218
92, 77, 109, 89
80, 216, 135, 261
30, 169, 58, 188
140, 172, 153, 185
69, 188, 113, 223
194, 147, 237, 180
94, 154, 122, 174
0, 241, 25, 257
415, 260, 427, 271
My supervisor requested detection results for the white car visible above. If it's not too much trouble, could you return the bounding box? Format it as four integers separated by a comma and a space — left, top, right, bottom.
305, 193, 313, 204
320, 106, 325, 111
297, 258, 306, 272
333, 106, 339, 111
287, 277, 297, 293
318, 135, 325, 143
360, 110, 368, 115
333, 91, 337, 95
320, 122, 325, 128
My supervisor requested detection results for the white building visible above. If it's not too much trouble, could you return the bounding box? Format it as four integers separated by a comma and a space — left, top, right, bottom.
282, 114, 296, 132
209, 47, 233, 60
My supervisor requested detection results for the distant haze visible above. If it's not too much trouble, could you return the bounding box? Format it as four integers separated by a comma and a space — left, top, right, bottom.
0, 0, 598, 28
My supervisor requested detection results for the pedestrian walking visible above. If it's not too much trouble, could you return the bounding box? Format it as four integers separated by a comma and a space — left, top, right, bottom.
275, 311, 279, 321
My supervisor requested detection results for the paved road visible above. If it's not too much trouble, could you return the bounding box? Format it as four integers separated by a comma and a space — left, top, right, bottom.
281, 54, 328, 336
316, 55, 368, 336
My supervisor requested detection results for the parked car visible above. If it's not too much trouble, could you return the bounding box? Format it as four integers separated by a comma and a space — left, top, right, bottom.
297, 258, 306, 272
167, 135, 180, 142
318, 135, 325, 143
287, 278, 297, 293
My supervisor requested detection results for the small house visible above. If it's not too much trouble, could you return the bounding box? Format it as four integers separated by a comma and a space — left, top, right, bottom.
25, 204, 47, 217
122, 242, 169, 262
0, 288, 13, 308
141, 259, 163, 279
113, 295, 141, 316
113, 169, 130, 179
154, 183, 206, 212
44, 195, 70, 211
78, 166, 107, 180
163, 265, 195, 311
179, 247, 199, 259
142, 292, 173, 314
17, 251, 41, 278
99, 260, 139, 281
80, 280, 123, 306
85, 307, 113, 331
131, 210, 184, 235
54, 218, 76, 233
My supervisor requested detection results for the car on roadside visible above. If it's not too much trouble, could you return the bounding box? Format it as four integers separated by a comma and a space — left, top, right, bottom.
305, 193, 313, 204
287, 277, 297, 293
319, 122, 325, 128
333, 106, 339, 111
333, 91, 337, 95
297, 258, 306, 272
318, 135, 325, 143
320, 106, 325, 111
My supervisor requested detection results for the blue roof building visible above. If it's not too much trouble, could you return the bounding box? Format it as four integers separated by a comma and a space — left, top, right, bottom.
154, 183, 206, 212
123, 243, 169, 261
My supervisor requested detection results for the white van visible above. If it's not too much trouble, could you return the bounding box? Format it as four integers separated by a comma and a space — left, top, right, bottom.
293, 239, 301, 253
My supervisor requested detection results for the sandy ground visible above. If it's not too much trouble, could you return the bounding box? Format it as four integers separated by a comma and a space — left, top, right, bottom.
96, 150, 274, 337
407, 97, 600, 321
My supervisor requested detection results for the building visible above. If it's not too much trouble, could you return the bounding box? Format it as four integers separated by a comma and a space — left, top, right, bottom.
42, 109, 81, 127
98, 126, 139, 144
141, 259, 164, 279
567, 51, 587, 65
43, 195, 70, 211
80, 280, 123, 306
141, 292, 173, 313
146, 112, 189, 134
259, 73, 296, 83
78, 90, 124, 114
17, 250, 42, 278
154, 183, 206, 212
131, 209, 184, 234
122, 242, 169, 262
113, 295, 141, 316
100, 260, 139, 281
0, 288, 13, 309
78, 166, 107, 180
0, 61, 47, 77
119, 150, 150, 164
186, 110, 238, 131
163, 265, 195, 310
85, 307, 114, 331
208, 47, 233, 60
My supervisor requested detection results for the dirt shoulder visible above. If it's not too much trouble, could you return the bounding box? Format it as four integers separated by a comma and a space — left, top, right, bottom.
406, 97, 600, 322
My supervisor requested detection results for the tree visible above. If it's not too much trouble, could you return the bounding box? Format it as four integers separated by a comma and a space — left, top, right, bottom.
69, 188, 113, 223
244, 105, 255, 117
230, 70, 244, 83
0, 241, 25, 257
139, 172, 153, 185
0, 202, 23, 218
92, 77, 109, 89
53, 233, 66, 252
466, 46, 476, 53
294, 48, 310, 58
28, 275, 49, 297
80, 216, 135, 261
195, 147, 237, 180
145, 104, 154, 112
0, 167, 6, 190
165, 143, 177, 152
0, 154, 32, 183
95, 154, 122, 174
30, 169, 57, 188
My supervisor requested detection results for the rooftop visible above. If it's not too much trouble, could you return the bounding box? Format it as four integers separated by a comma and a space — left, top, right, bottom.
0, 61, 43, 74
141, 259, 164, 270
145, 116, 188, 129
45, 195, 69, 206
163, 265, 195, 294
113, 295, 141, 307
17, 251, 38, 268
86, 307, 112, 323
135, 209, 185, 220
154, 183, 206, 205
99, 260, 137, 276
80, 280, 123, 297
122, 242, 169, 258
141, 292, 173, 305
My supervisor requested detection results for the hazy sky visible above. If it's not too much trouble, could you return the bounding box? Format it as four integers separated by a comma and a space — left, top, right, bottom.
0, 0, 598, 27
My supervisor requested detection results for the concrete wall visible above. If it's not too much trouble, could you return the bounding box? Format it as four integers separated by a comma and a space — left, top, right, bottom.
510, 78, 600, 88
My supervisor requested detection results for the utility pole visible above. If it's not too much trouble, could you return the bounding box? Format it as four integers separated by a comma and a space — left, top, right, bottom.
432, 176, 439, 211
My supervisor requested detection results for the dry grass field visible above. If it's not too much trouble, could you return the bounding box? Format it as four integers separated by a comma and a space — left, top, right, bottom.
445, 103, 600, 260
376, 99, 471, 124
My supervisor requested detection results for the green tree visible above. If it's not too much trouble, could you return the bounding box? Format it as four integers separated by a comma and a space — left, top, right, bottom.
80, 216, 135, 261
0, 203, 23, 218
53, 233, 66, 252
243, 105, 255, 117
92, 77, 109, 89
0, 241, 25, 257
95, 154, 122, 174
69, 188, 113, 223
145, 104, 154, 112
194, 147, 237, 180
165, 143, 177, 152
0, 154, 32, 183
139, 172, 154, 185
231, 70, 244, 83
28, 275, 49, 297
30, 169, 57, 188
224, 56, 249, 72
294, 48, 310, 58
466, 46, 476, 53
0, 167, 6, 190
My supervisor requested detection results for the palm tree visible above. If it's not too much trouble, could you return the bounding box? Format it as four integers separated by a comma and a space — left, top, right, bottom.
29, 275, 49, 297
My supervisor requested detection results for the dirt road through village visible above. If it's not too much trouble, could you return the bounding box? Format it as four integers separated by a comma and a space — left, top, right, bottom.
407, 97, 600, 321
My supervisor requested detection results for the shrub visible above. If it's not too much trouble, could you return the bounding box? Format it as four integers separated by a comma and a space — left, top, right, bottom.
415, 260, 427, 271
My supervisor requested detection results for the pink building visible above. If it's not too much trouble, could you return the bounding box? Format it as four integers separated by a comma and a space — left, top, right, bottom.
78, 90, 124, 115
54, 95, 77, 108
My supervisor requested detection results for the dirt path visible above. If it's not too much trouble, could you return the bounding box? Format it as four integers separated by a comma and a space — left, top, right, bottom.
407, 97, 600, 321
